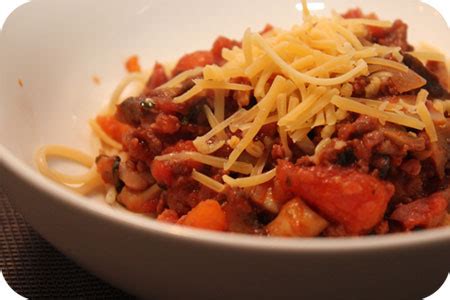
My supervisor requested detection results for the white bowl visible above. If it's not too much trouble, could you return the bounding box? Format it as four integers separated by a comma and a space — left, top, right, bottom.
1, 0, 449, 299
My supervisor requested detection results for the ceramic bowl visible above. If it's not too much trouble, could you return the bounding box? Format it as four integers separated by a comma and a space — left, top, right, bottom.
1, 0, 449, 299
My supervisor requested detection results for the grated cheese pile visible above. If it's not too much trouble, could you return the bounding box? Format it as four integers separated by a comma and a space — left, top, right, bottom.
154, 1, 449, 191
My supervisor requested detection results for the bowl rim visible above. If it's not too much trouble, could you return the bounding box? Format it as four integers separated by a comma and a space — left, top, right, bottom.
1, 144, 449, 253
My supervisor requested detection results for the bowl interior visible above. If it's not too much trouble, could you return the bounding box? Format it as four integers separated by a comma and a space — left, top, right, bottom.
0, 0, 449, 246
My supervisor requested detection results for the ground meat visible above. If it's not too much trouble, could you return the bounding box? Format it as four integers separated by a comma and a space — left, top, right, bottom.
277, 161, 395, 235
163, 177, 217, 216
352, 76, 403, 98
400, 159, 421, 177
230, 77, 252, 107
271, 144, 285, 160
362, 130, 385, 150
342, 9, 413, 51
223, 189, 263, 234
337, 115, 380, 140
150, 141, 201, 188
153, 95, 189, 115
123, 128, 163, 165
257, 123, 278, 140
151, 113, 181, 135
370, 20, 414, 51
380, 127, 426, 152
370, 154, 391, 179
390, 192, 448, 230
378, 77, 401, 97
351, 76, 370, 97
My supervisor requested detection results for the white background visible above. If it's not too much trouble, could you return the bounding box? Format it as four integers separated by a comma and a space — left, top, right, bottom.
0, 0, 449, 299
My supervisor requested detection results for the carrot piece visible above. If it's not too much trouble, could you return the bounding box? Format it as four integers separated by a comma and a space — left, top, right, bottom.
182, 200, 227, 231
125, 55, 141, 73
96, 115, 132, 144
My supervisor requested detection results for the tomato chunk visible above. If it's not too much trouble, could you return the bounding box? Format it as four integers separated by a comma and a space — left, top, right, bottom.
150, 141, 201, 187
390, 193, 448, 230
172, 51, 214, 76
96, 115, 132, 144
277, 161, 395, 235
144, 62, 168, 93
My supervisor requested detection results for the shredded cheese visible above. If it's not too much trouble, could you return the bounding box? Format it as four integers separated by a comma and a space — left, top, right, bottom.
415, 90, 438, 142
224, 76, 289, 170
158, 67, 203, 89
163, 7, 446, 179
223, 169, 276, 188
331, 96, 425, 130
192, 170, 225, 193
155, 152, 253, 174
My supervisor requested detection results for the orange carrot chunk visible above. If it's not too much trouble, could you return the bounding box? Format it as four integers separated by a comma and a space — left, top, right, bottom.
125, 55, 141, 73
182, 200, 227, 231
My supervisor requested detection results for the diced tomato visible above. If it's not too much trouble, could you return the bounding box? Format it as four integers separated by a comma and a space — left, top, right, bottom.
145, 62, 168, 93
182, 200, 228, 231
162, 140, 196, 154
276, 161, 395, 235
96, 115, 132, 144
172, 51, 214, 76
367, 25, 388, 39
154, 97, 188, 115
211, 36, 240, 65
151, 141, 201, 187
390, 193, 448, 230
151, 159, 175, 187
125, 55, 141, 73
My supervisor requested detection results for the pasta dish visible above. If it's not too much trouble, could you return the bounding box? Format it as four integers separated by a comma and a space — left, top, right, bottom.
36, 1, 450, 237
